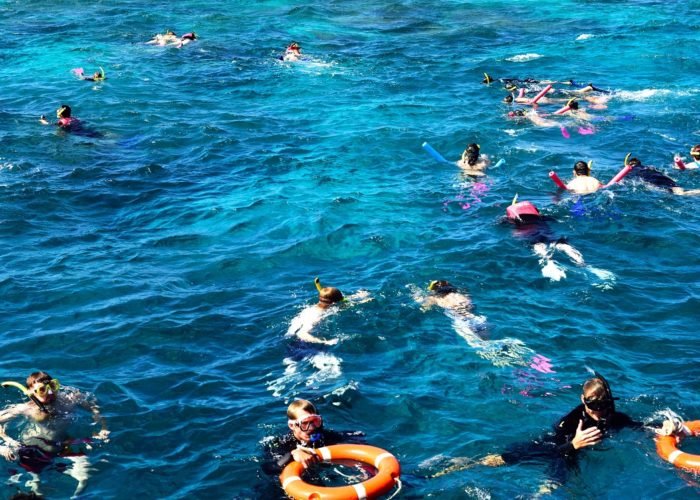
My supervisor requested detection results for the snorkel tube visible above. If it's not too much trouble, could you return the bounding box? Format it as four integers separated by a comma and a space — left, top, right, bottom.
314, 277, 323, 292
99, 66, 105, 80
1, 381, 49, 414
674, 156, 686, 170
554, 98, 576, 115
602, 153, 633, 188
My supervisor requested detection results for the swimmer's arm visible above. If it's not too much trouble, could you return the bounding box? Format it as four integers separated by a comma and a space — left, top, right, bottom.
419, 296, 438, 311
78, 396, 109, 439
344, 290, 372, 304
288, 313, 338, 345
294, 328, 338, 345
0, 405, 24, 449
39, 115, 50, 125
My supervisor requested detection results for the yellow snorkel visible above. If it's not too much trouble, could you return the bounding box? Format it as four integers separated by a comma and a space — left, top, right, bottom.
99, 66, 105, 80
1, 381, 49, 413
511, 193, 518, 205
624, 153, 631, 166
427, 280, 438, 291
314, 277, 323, 292
588, 160, 593, 171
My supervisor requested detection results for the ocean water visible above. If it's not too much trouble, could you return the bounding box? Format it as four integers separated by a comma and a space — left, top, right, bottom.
1, 0, 700, 497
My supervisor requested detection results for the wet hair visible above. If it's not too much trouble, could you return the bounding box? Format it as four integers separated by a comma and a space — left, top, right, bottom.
569, 100, 579, 110
465, 143, 480, 166
26, 371, 52, 389
428, 280, 458, 296
509, 109, 525, 117
287, 399, 317, 419
503, 94, 514, 104
482, 73, 494, 84
573, 160, 590, 176
319, 287, 344, 305
691, 145, 700, 157
57, 105, 71, 118
627, 157, 641, 167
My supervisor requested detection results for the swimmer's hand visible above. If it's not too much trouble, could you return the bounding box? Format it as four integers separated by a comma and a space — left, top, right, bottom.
291, 447, 319, 469
93, 429, 110, 442
0, 438, 20, 461
572, 420, 602, 449
39, 115, 49, 125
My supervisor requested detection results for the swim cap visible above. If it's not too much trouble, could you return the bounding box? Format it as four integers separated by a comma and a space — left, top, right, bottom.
506, 201, 541, 222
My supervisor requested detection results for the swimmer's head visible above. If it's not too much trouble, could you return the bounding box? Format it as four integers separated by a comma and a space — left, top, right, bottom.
504, 83, 518, 92
582, 375, 616, 419
690, 145, 700, 158
26, 371, 58, 405
568, 99, 579, 110
318, 287, 343, 307
508, 109, 525, 117
573, 160, 590, 176
288, 42, 301, 52
181, 32, 197, 40
482, 73, 493, 84
428, 280, 457, 296
503, 94, 514, 104
627, 157, 641, 168
56, 105, 71, 118
166, 30, 176, 36
465, 143, 480, 166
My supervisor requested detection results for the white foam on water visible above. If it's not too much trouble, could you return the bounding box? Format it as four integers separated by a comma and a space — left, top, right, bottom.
506, 53, 542, 62
576, 33, 594, 41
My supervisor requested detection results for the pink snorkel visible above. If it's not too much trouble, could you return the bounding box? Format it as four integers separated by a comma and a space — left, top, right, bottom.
554, 98, 577, 115
674, 156, 686, 170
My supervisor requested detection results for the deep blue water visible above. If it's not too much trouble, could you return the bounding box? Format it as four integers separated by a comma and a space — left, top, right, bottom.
1, 0, 700, 497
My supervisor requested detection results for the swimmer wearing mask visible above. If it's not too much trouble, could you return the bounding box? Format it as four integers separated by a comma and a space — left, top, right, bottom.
39, 105, 79, 129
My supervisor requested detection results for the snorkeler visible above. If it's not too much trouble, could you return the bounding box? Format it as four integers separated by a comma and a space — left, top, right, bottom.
176, 32, 197, 48
506, 199, 612, 283
286, 278, 371, 345
0, 372, 108, 497
432, 375, 643, 487
415, 280, 550, 369
73, 67, 105, 82
39, 105, 79, 130
146, 30, 179, 46
674, 145, 700, 170
262, 399, 363, 474
281, 42, 302, 62
456, 143, 490, 175
625, 157, 700, 196
566, 161, 602, 195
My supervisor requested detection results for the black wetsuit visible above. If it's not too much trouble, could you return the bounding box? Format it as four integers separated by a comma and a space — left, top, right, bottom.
500, 404, 641, 481
262, 428, 364, 475
627, 165, 677, 192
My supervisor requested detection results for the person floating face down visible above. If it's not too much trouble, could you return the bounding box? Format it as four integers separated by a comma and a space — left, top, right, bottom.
566, 160, 602, 195
433, 375, 642, 488
261, 399, 363, 474
626, 157, 700, 196
506, 200, 587, 281
286, 278, 371, 345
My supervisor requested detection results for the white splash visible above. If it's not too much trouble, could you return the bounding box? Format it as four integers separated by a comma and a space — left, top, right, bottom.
576, 33, 594, 41
616, 89, 672, 101
506, 53, 542, 62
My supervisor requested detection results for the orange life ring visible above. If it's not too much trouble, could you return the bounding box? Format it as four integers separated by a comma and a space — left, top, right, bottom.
280, 444, 400, 500
656, 420, 700, 472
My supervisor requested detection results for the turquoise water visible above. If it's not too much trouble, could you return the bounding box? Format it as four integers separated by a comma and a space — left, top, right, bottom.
2, 0, 700, 497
